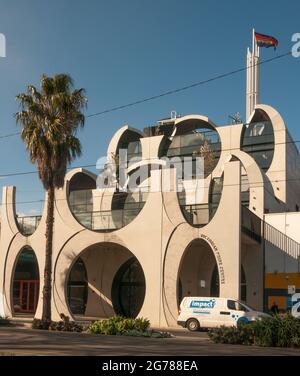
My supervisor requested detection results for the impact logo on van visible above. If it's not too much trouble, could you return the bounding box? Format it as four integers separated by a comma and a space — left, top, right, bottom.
189, 299, 216, 309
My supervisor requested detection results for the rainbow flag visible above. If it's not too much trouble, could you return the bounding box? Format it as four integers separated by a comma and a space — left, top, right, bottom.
255, 32, 278, 49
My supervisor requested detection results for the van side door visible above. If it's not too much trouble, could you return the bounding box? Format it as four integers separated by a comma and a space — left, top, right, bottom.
222, 300, 246, 326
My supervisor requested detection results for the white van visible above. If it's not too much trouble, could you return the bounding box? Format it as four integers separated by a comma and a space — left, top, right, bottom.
177, 297, 270, 331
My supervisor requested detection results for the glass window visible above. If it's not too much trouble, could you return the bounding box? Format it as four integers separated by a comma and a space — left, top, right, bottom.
241, 120, 274, 170
209, 176, 224, 219
167, 130, 221, 178
12, 247, 39, 314
69, 189, 93, 213
67, 258, 88, 315
112, 258, 146, 318
227, 300, 237, 310
238, 302, 250, 312
227, 300, 250, 312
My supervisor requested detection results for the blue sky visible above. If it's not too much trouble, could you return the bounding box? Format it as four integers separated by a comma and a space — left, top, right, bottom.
0, 0, 299, 214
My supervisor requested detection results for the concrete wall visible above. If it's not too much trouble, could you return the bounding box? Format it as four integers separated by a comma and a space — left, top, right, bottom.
1, 105, 298, 326
80, 244, 133, 317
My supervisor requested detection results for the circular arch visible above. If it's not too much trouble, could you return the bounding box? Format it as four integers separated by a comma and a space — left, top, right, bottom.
107, 125, 144, 168
177, 238, 220, 304
54, 238, 146, 320
162, 225, 224, 326
173, 114, 218, 136
65, 166, 150, 233
11, 246, 40, 316
241, 109, 275, 171
65, 169, 100, 231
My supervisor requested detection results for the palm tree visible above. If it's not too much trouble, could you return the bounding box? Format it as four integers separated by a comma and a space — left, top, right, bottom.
16, 74, 87, 323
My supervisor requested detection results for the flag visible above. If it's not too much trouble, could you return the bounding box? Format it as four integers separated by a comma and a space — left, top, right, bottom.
255, 32, 278, 50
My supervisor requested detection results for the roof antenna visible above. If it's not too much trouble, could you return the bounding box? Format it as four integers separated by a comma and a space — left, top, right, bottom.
171, 110, 177, 119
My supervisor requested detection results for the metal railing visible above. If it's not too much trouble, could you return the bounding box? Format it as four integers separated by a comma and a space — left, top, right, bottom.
17, 215, 42, 236
264, 221, 300, 259
241, 205, 262, 243
180, 203, 262, 240
241, 206, 300, 258
180, 203, 220, 227
73, 207, 144, 231
180, 202, 300, 259
180, 204, 209, 227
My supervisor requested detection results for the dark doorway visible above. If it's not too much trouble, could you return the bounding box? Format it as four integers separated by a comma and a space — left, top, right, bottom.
112, 257, 145, 318
210, 264, 247, 301
12, 247, 39, 314
210, 264, 220, 297
67, 258, 88, 315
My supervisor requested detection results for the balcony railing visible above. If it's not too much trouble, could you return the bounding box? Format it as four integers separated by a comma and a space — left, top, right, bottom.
180, 203, 262, 243
17, 215, 42, 236
180, 203, 219, 227
73, 207, 143, 231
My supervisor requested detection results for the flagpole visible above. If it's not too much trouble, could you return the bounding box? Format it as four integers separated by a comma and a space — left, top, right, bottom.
254, 28, 260, 111
246, 29, 261, 120
246, 47, 251, 121
252, 29, 255, 116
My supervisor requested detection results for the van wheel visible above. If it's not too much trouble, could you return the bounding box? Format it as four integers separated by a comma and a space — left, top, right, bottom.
237, 317, 249, 327
186, 318, 200, 332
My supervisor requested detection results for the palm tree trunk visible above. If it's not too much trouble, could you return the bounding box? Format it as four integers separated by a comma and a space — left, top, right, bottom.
42, 185, 55, 322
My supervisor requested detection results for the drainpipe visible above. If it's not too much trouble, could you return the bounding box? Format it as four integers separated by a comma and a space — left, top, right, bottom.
262, 213, 266, 312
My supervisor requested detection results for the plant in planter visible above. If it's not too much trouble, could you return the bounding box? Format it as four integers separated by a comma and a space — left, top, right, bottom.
32, 314, 83, 332
87, 316, 151, 336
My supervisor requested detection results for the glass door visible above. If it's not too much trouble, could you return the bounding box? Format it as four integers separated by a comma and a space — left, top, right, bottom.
13, 280, 39, 313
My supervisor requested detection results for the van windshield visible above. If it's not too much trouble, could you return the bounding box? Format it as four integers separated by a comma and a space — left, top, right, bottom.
238, 301, 255, 311
227, 300, 253, 312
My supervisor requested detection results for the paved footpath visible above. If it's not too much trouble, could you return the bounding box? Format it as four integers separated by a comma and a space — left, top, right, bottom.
0, 326, 300, 356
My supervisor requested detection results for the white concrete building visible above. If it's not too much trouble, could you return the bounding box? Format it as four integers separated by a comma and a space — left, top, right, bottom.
0, 102, 300, 326
0, 32, 300, 325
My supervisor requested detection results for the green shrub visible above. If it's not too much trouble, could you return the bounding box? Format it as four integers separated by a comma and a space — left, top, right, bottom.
32, 314, 83, 332
88, 315, 123, 335
87, 316, 150, 336
252, 316, 276, 347
209, 314, 300, 348
208, 324, 253, 345
32, 319, 51, 330
132, 317, 150, 332
49, 314, 83, 332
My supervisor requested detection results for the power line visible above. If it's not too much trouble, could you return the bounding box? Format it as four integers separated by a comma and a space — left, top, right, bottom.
0, 50, 296, 186
0, 132, 20, 139
86, 51, 292, 117
3, 172, 300, 208
1, 135, 300, 178
0, 50, 292, 141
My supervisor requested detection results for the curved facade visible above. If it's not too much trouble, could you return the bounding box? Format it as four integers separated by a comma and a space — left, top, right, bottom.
0, 104, 300, 325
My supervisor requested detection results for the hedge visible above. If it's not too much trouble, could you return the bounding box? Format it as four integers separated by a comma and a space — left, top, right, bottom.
208, 314, 300, 347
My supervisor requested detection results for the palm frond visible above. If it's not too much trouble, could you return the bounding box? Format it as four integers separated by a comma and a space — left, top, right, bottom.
16, 74, 87, 189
